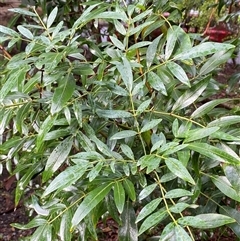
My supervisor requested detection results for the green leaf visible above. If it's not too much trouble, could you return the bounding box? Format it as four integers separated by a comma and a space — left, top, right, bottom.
43, 163, 89, 197
187, 143, 240, 165
16, 102, 31, 133
174, 42, 234, 60
223, 164, 240, 195
184, 127, 219, 143
30, 224, 52, 241
123, 179, 136, 201
12, 218, 47, 230
138, 207, 168, 235
110, 36, 125, 50
191, 98, 231, 118
110, 130, 138, 140
60, 210, 72, 241
114, 19, 126, 35
136, 98, 152, 115
148, 71, 167, 95
173, 225, 193, 241
128, 21, 155, 36
165, 158, 195, 185
200, 49, 234, 75
114, 182, 125, 214
169, 203, 190, 214
8, 8, 37, 17
166, 62, 190, 87
15, 162, 43, 205
116, 57, 133, 92
128, 41, 151, 51
146, 35, 162, 69
138, 183, 157, 201
120, 144, 134, 160
136, 198, 162, 223
43, 136, 73, 181
178, 213, 235, 229
172, 76, 209, 111
208, 116, 240, 128
165, 26, 179, 60
0, 25, 19, 37
71, 183, 113, 228
17, 25, 33, 40
96, 109, 132, 118
36, 115, 57, 152
137, 155, 161, 174
0, 66, 30, 102
118, 201, 138, 241
87, 162, 104, 182
211, 175, 240, 202
220, 206, 240, 238
165, 189, 192, 199
51, 74, 75, 115
140, 119, 162, 133
47, 6, 58, 29
95, 11, 128, 21
131, 9, 152, 23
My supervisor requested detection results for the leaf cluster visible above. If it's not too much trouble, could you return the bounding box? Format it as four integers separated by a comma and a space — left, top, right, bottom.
0, 1, 240, 240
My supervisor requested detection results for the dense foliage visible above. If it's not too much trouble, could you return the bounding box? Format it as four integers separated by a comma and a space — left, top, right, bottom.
1, 0, 240, 240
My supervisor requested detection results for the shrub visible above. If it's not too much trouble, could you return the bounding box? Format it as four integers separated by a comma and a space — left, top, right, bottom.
0, 1, 240, 240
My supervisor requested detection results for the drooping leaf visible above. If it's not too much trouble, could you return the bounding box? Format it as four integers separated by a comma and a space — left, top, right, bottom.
136, 198, 162, 223
36, 115, 57, 152
96, 109, 132, 118
110, 130, 138, 140
114, 181, 125, 214
138, 207, 168, 235
220, 206, 240, 238
192, 99, 231, 118
169, 203, 190, 214
223, 164, 240, 195
146, 35, 162, 68
71, 183, 113, 228
184, 127, 219, 143
148, 71, 167, 95
118, 201, 138, 241
110, 36, 125, 50
120, 144, 134, 160
138, 183, 157, 201
42, 163, 89, 197
0, 66, 30, 102
123, 179, 136, 201
165, 26, 179, 60
59, 210, 72, 241
165, 189, 192, 199
115, 57, 133, 92
165, 157, 195, 185
211, 175, 240, 202
137, 154, 161, 174
140, 119, 162, 133
17, 25, 33, 40
200, 49, 234, 75
178, 213, 235, 229
51, 74, 75, 115
208, 116, 240, 128
172, 76, 209, 111
136, 98, 152, 115
174, 42, 234, 60
43, 136, 73, 181
166, 62, 190, 87
88, 162, 104, 182
188, 143, 240, 165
